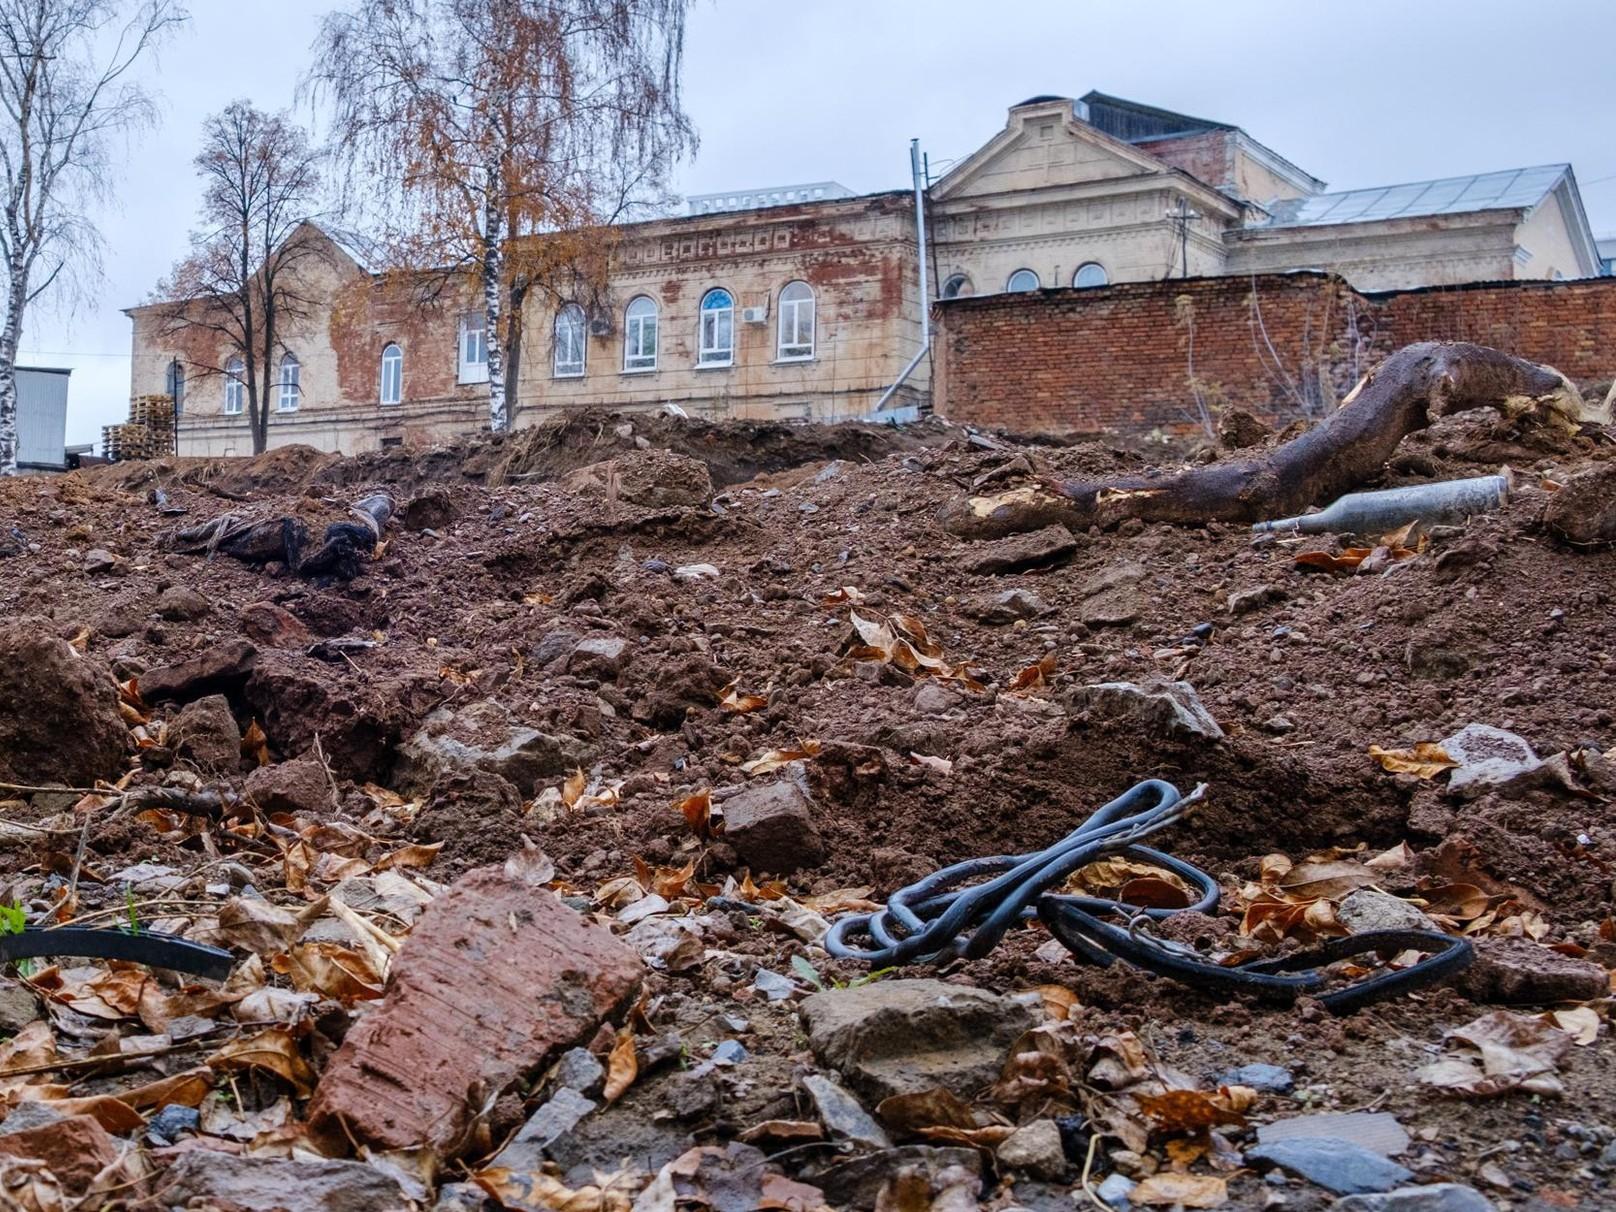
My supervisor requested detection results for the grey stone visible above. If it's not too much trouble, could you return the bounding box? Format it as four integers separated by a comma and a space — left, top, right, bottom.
971, 589, 1049, 624
1066, 676, 1224, 741
146, 1103, 199, 1146
0, 1102, 62, 1135
161, 1152, 406, 1212
1217, 1063, 1294, 1094
155, 585, 211, 621
801, 978, 1037, 1101
554, 1047, 605, 1096
963, 526, 1077, 576
1096, 1173, 1136, 1208
82, 548, 120, 575
722, 780, 825, 873
139, 639, 257, 705
1257, 1111, 1408, 1157
1247, 1138, 1413, 1196
1458, 936, 1609, 1004
996, 1118, 1067, 1180
1080, 561, 1146, 597
529, 628, 581, 670
1440, 724, 1539, 795
913, 681, 964, 716
432, 1182, 491, 1212
753, 968, 796, 1000
0, 978, 40, 1033
568, 635, 631, 680
1329, 1184, 1496, 1212
398, 700, 587, 795
1339, 889, 1437, 935
712, 1040, 748, 1064
624, 916, 704, 972
801, 1072, 891, 1149
170, 693, 242, 776
1079, 587, 1144, 627
488, 1086, 598, 1173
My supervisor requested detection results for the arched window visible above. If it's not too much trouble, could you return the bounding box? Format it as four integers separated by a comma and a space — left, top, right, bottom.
223, 357, 245, 416
777, 281, 815, 360
553, 304, 586, 377
941, 274, 973, 299
624, 296, 658, 371
379, 343, 403, 405
698, 288, 734, 366
166, 360, 185, 416
1006, 268, 1040, 293
277, 353, 301, 412
1073, 262, 1109, 289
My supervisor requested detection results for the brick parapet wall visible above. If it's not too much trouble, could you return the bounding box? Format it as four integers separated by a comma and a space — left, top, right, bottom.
933, 272, 1616, 436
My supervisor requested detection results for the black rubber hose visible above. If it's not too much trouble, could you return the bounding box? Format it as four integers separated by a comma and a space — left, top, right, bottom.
1, 928, 235, 981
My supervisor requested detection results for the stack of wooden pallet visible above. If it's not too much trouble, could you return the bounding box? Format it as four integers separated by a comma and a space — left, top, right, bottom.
103, 394, 176, 461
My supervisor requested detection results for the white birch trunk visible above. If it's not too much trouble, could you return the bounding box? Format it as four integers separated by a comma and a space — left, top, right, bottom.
482, 181, 508, 433
0, 247, 27, 476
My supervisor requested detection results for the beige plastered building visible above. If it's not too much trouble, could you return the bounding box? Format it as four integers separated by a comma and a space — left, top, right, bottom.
127, 90, 1604, 457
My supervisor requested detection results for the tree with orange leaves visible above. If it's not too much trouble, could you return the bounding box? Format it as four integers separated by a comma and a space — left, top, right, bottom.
307, 0, 695, 433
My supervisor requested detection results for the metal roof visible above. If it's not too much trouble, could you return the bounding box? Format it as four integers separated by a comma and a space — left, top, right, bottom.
1256, 165, 1569, 228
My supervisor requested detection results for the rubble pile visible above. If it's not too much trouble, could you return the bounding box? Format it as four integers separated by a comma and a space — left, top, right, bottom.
0, 397, 1613, 1212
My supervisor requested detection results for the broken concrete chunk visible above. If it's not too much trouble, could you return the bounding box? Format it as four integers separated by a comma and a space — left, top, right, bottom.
1541, 463, 1616, 549
0, 979, 40, 1033
0, 1114, 122, 1194
996, 1117, 1068, 1180
801, 1072, 891, 1149
967, 588, 1049, 624
397, 700, 587, 795
568, 635, 631, 680
1216, 1062, 1294, 1094
307, 863, 643, 1157
554, 1046, 606, 1096
801, 978, 1037, 1102
155, 584, 211, 621
1457, 936, 1609, 1005
161, 1152, 406, 1212
963, 524, 1077, 575
1066, 676, 1224, 741
1229, 583, 1286, 615
561, 448, 714, 509
1439, 724, 1539, 795
0, 619, 129, 786
1338, 889, 1437, 935
139, 639, 258, 705
1247, 1137, 1413, 1196
722, 780, 825, 874
170, 693, 243, 777
241, 601, 314, 648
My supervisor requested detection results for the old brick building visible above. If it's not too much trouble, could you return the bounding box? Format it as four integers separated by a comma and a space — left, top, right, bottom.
127, 91, 1604, 456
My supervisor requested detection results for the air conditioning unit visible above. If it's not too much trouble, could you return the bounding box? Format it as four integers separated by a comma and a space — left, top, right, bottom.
588, 314, 613, 337
741, 306, 768, 324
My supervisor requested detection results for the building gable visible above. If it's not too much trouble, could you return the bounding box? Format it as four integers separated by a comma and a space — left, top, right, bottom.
931, 99, 1167, 202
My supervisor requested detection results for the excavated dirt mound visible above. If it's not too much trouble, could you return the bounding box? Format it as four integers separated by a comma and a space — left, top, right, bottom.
4, 404, 1616, 1209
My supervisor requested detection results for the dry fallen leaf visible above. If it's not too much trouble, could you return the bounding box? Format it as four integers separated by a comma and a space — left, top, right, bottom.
1369, 742, 1459, 779
675, 789, 713, 839
1129, 1172, 1229, 1208
718, 680, 769, 714
739, 1119, 825, 1145
908, 752, 953, 776
206, 1028, 317, 1098
1546, 1006, 1600, 1046
1138, 1086, 1254, 1133
472, 1168, 634, 1212
603, 1028, 638, 1103
1008, 653, 1058, 693
741, 741, 822, 777
1295, 547, 1375, 573
1418, 1010, 1574, 1098
876, 1087, 980, 1135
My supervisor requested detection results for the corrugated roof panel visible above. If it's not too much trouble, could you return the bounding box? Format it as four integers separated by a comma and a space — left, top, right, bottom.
1254, 164, 1567, 229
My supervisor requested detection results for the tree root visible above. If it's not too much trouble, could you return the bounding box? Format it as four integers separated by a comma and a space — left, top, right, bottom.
941, 342, 1584, 540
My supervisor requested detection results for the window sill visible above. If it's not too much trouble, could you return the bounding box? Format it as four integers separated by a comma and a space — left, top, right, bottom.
773, 354, 816, 365
621, 365, 658, 376
695, 360, 734, 371
379, 401, 402, 407
458, 372, 490, 386
553, 370, 586, 380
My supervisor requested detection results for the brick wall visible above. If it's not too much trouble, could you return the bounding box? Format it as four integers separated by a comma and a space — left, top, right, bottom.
933, 272, 1616, 436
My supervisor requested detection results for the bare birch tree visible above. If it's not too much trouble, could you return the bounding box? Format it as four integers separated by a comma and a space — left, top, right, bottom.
307, 0, 695, 433
0, 0, 183, 475
154, 103, 325, 455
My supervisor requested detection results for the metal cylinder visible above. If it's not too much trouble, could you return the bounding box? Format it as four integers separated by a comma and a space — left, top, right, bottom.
1251, 472, 1512, 536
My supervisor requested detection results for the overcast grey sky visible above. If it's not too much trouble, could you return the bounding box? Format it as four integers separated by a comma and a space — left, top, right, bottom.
32, 0, 1616, 448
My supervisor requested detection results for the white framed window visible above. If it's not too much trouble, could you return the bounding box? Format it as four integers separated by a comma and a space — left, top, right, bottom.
223, 356, 244, 415
776, 281, 815, 360
698, 288, 734, 366
624, 296, 658, 371
941, 273, 972, 299
1073, 262, 1109, 289
554, 303, 586, 377
458, 312, 489, 383
1006, 268, 1040, 293
277, 353, 301, 412
166, 360, 185, 416
380, 342, 403, 405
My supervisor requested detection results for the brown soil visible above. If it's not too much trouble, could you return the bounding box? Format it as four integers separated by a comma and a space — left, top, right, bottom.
2, 403, 1614, 1210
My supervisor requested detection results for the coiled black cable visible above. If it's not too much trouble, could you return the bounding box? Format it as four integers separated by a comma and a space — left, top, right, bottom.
824, 779, 1472, 1014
